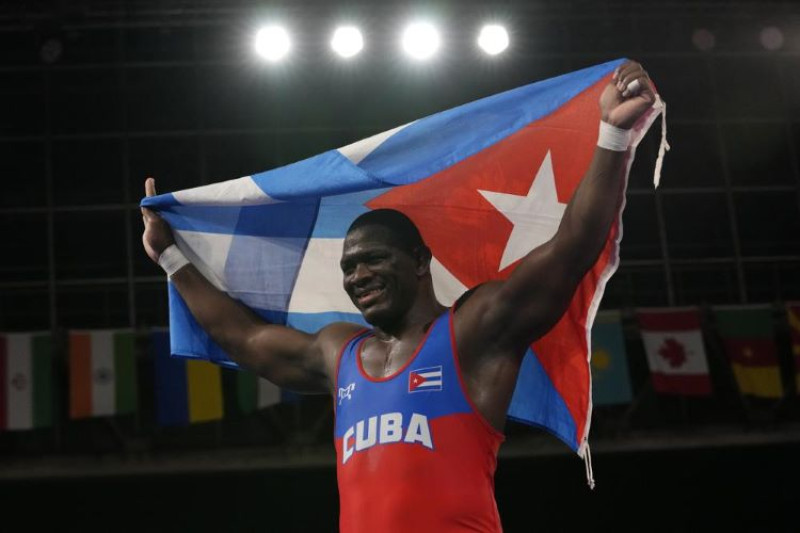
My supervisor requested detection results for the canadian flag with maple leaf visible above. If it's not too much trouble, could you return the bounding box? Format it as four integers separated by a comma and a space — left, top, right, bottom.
637, 308, 712, 396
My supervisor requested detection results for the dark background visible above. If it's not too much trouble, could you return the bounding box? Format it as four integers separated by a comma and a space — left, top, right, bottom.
1, 1, 799, 531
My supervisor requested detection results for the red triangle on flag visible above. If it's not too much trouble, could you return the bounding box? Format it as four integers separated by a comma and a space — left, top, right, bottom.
366, 77, 606, 287
409, 372, 427, 391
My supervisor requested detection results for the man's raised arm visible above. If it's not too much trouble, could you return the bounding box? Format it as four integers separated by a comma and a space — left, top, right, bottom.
463, 60, 656, 351
141, 178, 354, 393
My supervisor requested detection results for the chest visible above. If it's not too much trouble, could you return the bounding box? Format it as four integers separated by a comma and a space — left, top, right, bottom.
358, 337, 424, 379
334, 316, 470, 425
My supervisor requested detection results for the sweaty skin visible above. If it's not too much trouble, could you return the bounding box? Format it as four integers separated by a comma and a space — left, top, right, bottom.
141, 60, 655, 433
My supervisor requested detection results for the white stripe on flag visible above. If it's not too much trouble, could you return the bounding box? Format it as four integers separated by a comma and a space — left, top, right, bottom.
418, 371, 442, 379
288, 238, 359, 314
289, 240, 469, 314
91, 332, 116, 417
174, 230, 234, 291
430, 257, 468, 307
173, 176, 279, 206
7, 334, 33, 430
257, 378, 281, 409
338, 122, 416, 165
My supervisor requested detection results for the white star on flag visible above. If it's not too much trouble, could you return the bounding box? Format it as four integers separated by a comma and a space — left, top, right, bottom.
478, 151, 567, 270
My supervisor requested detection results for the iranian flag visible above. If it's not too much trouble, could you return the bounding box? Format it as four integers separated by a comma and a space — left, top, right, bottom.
69, 330, 137, 419
787, 303, 800, 394
637, 308, 712, 396
0, 332, 53, 431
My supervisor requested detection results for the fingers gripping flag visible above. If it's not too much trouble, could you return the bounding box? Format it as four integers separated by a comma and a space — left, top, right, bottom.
141, 59, 664, 458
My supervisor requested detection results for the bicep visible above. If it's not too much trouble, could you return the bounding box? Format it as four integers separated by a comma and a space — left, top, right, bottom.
233, 324, 332, 394
481, 240, 585, 349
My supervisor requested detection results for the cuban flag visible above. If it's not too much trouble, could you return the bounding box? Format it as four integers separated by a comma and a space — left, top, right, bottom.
141, 58, 664, 461
408, 366, 443, 393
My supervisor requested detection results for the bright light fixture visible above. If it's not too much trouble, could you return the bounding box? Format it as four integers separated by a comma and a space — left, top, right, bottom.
478, 24, 509, 55
255, 26, 291, 62
331, 26, 364, 58
402, 22, 440, 60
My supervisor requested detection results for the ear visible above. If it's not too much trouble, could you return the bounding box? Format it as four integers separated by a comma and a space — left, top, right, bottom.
413, 245, 432, 277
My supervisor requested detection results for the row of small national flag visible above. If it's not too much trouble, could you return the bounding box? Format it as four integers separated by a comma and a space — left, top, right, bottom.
2, 303, 799, 431
0, 330, 281, 432
592, 304, 800, 405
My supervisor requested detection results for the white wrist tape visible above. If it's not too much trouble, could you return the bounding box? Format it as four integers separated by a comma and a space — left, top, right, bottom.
597, 121, 631, 152
158, 244, 190, 278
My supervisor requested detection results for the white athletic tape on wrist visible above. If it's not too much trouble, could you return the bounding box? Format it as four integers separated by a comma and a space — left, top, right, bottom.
158, 244, 190, 278
597, 121, 631, 152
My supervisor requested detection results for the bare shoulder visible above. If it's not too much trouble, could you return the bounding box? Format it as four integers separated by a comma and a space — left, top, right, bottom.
453, 279, 529, 356
314, 321, 369, 375
453, 280, 504, 323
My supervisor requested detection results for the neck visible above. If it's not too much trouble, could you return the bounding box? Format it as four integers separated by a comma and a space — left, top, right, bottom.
372, 288, 446, 341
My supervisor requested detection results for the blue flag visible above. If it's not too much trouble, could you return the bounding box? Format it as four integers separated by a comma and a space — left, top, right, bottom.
590, 311, 633, 405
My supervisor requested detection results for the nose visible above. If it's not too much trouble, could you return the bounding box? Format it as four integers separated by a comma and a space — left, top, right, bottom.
351, 262, 372, 284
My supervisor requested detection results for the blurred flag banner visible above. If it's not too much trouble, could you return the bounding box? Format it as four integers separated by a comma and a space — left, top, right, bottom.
787, 303, 800, 394
714, 305, 783, 399
152, 330, 223, 426
0, 332, 52, 431
69, 330, 137, 419
637, 308, 712, 396
590, 310, 633, 406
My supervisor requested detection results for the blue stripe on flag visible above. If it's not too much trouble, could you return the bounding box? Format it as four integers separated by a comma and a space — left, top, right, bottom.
252, 151, 387, 201
358, 59, 625, 186
287, 311, 368, 334
140, 192, 181, 209
153, 330, 189, 426
310, 189, 390, 238
159, 201, 319, 238
507, 348, 578, 451
168, 284, 288, 369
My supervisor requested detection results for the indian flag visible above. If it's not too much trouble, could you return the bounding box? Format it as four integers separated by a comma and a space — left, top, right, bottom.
0, 333, 53, 431
69, 330, 137, 419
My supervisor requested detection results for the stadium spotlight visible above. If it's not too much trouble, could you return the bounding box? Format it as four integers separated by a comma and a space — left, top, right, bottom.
760, 26, 784, 51
331, 26, 364, 58
478, 24, 509, 55
255, 25, 291, 62
402, 22, 441, 60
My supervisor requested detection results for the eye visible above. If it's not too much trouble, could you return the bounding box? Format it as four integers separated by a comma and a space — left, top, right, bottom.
367, 253, 387, 265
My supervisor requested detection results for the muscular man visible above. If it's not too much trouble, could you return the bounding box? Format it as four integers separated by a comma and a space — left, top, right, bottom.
142, 61, 654, 532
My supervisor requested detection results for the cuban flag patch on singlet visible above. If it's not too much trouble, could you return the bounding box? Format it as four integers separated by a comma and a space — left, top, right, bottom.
408, 366, 443, 393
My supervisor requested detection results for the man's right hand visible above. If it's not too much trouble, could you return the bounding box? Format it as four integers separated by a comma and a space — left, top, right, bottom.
141, 177, 175, 264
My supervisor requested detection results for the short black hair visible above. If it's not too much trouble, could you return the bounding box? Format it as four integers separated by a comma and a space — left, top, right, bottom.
346, 209, 429, 257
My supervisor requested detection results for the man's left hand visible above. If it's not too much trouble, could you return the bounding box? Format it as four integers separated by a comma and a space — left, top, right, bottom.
600, 60, 656, 130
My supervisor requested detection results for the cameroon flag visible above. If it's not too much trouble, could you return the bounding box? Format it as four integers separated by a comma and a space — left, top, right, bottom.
714, 305, 783, 399
787, 303, 800, 393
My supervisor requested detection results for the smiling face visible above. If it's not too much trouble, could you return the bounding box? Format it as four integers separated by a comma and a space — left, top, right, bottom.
341, 225, 423, 327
